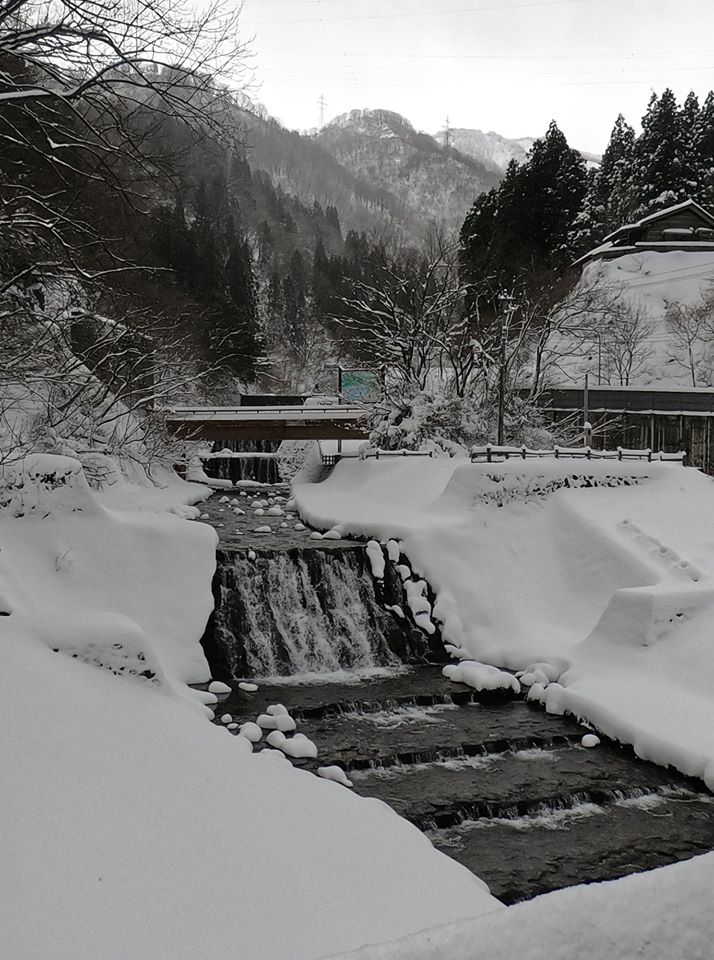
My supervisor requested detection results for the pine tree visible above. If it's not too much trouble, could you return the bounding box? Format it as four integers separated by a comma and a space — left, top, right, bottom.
694, 91, 714, 203
221, 236, 263, 377
573, 114, 637, 249
312, 238, 333, 318
460, 122, 586, 293
632, 89, 692, 213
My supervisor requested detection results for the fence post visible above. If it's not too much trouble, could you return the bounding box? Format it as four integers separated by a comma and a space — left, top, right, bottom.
617, 447, 623, 461
586, 446, 591, 460
554, 446, 559, 459
521, 446, 527, 460
486, 443, 492, 463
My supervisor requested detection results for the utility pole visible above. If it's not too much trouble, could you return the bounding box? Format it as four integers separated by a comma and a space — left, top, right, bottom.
444, 114, 451, 151
317, 94, 327, 128
497, 293, 515, 446
583, 371, 592, 447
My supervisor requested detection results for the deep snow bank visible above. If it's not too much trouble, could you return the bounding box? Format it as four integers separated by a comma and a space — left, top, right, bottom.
329, 847, 714, 960
0, 454, 216, 685
294, 457, 714, 787
0, 455, 499, 960
564, 249, 714, 386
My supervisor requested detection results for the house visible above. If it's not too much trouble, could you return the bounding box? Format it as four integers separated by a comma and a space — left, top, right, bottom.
574, 199, 714, 267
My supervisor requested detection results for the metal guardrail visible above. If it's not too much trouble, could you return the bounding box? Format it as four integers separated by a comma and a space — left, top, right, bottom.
470, 444, 687, 465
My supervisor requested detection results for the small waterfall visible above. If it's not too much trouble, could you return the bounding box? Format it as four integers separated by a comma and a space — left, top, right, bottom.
203, 440, 281, 485
204, 546, 434, 680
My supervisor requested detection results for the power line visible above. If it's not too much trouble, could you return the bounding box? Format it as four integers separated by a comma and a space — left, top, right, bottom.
261, 47, 714, 63
250, 0, 599, 26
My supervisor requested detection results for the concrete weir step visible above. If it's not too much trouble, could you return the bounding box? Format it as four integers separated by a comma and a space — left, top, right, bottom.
348, 740, 694, 827
429, 788, 714, 904
217, 665, 497, 721
299, 700, 588, 771
205, 664, 714, 903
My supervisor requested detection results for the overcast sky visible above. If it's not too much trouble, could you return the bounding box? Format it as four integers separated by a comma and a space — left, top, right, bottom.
238, 0, 714, 153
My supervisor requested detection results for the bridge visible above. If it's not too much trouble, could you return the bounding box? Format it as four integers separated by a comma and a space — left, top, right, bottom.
163, 404, 370, 442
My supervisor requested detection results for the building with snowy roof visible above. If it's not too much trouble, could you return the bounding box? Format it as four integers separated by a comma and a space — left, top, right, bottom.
574, 199, 714, 268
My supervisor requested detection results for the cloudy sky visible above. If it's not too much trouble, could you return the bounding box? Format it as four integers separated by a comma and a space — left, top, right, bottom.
238, 0, 714, 153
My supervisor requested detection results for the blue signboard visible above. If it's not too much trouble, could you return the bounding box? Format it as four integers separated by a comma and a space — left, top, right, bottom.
339, 368, 382, 403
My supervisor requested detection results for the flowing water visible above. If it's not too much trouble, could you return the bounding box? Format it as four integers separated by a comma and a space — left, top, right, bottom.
197, 490, 714, 904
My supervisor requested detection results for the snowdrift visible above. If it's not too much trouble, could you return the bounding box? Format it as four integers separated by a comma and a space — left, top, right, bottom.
329, 845, 714, 960
564, 249, 714, 386
0, 455, 498, 960
295, 457, 714, 787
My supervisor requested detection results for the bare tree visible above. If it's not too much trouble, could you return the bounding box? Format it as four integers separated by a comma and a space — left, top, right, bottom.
333, 242, 484, 397
0, 0, 249, 284
0, 282, 223, 471
0, 0, 254, 465
599, 301, 656, 386
665, 296, 714, 387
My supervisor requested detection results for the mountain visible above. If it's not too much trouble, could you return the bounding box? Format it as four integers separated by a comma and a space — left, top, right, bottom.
236, 107, 409, 240
436, 128, 600, 173
313, 109, 500, 234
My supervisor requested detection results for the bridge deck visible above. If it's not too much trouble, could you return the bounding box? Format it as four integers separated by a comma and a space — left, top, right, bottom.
164, 404, 370, 441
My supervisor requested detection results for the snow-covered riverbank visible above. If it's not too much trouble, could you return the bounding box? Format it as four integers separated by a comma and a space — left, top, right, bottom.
0, 454, 498, 960
294, 456, 714, 788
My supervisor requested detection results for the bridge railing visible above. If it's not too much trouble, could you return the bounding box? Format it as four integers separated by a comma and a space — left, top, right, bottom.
470, 444, 687, 465
321, 449, 436, 467
164, 404, 367, 418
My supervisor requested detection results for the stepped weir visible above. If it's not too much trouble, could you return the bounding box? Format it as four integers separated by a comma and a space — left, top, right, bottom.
197, 485, 714, 904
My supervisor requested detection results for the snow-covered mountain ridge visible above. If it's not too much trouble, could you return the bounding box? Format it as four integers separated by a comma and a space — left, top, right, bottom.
314, 109, 501, 231
436, 127, 600, 173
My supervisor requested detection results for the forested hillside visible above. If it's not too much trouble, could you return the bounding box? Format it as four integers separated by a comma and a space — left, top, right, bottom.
7, 0, 714, 468
315, 109, 500, 232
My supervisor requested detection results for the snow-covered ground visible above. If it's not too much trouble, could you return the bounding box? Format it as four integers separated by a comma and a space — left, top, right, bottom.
6, 450, 714, 960
0, 454, 498, 960
295, 456, 714, 787
562, 249, 714, 386
329, 848, 714, 959
294, 454, 714, 954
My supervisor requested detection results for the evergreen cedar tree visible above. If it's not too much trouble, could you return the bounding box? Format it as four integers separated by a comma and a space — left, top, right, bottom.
460, 90, 714, 298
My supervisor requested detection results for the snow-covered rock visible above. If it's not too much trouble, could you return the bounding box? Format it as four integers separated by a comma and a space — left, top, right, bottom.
239, 722, 263, 743
208, 680, 232, 695
366, 540, 385, 579
317, 766, 354, 788
442, 661, 520, 694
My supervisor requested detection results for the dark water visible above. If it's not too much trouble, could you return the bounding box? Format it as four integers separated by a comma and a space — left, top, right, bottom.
206, 665, 714, 904
196, 496, 714, 903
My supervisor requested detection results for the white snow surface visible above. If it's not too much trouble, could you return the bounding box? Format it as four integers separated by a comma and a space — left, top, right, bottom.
1, 454, 498, 960
294, 456, 714, 788
329, 849, 714, 959
565, 249, 714, 386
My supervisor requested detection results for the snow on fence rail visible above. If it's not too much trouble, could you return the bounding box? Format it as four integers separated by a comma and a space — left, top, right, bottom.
321, 449, 436, 467
470, 444, 687, 465
164, 404, 366, 421
198, 452, 278, 460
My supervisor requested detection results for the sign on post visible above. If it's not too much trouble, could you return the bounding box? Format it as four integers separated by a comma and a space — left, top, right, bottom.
338, 367, 383, 404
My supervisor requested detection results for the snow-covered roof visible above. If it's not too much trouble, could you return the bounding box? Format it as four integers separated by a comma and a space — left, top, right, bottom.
601, 199, 714, 244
